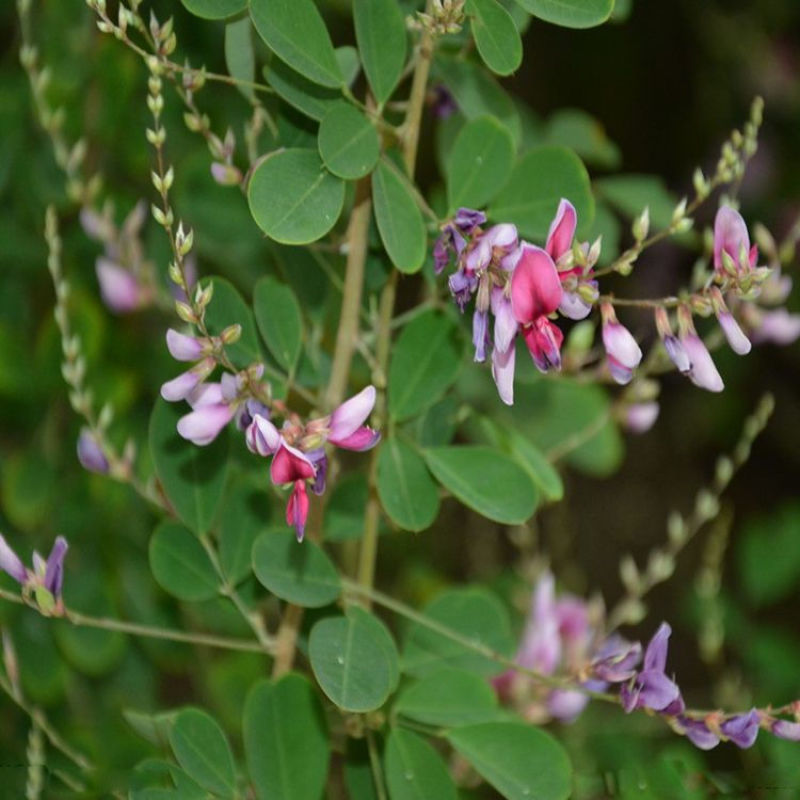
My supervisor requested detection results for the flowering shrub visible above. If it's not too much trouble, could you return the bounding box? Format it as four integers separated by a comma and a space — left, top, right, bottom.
3, 0, 800, 796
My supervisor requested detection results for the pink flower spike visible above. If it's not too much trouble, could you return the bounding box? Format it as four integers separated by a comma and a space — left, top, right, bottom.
286, 480, 310, 541
328, 386, 376, 443
246, 414, 282, 456
96, 257, 141, 313
270, 443, 316, 485
176, 403, 235, 446
510, 245, 562, 324
166, 329, 207, 362
713, 205, 751, 273
681, 334, 724, 393
0, 534, 27, 585
331, 427, 381, 452
491, 342, 515, 406
545, 198, 577, 261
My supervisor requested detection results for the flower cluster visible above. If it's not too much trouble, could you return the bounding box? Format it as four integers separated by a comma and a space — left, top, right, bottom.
435, 202, 799, 407
497, 574, 800, 749
160, 329, 379, 540
0, 533, 68, 616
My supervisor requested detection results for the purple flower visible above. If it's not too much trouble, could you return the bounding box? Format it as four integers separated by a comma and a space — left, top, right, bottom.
473, 310, 489, 362
721, 709, 760, 749
601, 304, 642, 385
681, 333, 724, 393
772, 719, 800, 741
43, 537, 68, 599
620, 623, 683, 713
160, 357, 216, 402
177, 385, 236, 446
623, 402, 660, 434
77, 429, 110, 474
453, 208, 487, 233
678, 717, 720, 750
0, 534, 27, 585
711, 289, 751, 355
491, 342, 516, 406
655, 308, 691, 373
166, 329, 209, 362
326, 385, 380, 451
591, 636, 642, 683
713, 205, 757, 275
432, 84, 458, 119
750, 308, 800, 346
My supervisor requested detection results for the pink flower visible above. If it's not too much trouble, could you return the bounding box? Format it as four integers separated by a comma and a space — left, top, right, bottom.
0, 534, 27, 585
96, 258, 143, 314
678, 308, 724, 392
160, 357, 216, 402
326, 385, 380, 451
286, 481, 310, 541
545, 199, 577, 264
713, 205, 758, 275
177, 402, 236, 446
623, 402, 660, 434
601, 304, 642, 385
710, 289, 751, 355
77, 429, 110, 474
166, 329, 209, 362
511, 245, 564, 372
750, 308, 800, 346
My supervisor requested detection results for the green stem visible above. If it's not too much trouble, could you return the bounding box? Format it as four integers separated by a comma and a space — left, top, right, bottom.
366, 728, 388, 800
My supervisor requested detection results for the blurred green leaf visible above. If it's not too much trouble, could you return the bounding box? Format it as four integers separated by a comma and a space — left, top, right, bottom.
254, 275, 304, 372
388, 311, 463, 421
169, 708, 237, 798
252, 530, 341, 607
243, 674, 329, 800
149, 521, 219, 602
423, 445, 538, 524
225, 17, 255, 101
446, 722, 572, 800
467, 0, 523, 76
544, 108, 621, 169
447, 115, 515, 211
250, 0, 342, 88
318, 103, 381, 180
354, 0, 408, 105
181, 0, 247, 20
596, 174, 678, 230
149, 399, 230, 535
372, 159, 427, 273
384, 728, 458, 800
378, 437, 440, 532
489, 146, 595, 239
309, 607, 399, 711
402, 588, 514, 677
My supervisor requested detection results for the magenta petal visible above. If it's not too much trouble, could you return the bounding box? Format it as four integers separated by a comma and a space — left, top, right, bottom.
176, 403, 234, 446
545, 198, 577, 260
0, 534, 27, 585
491, 343, 516, 406
523, 318, 563, 372
510, 245, 562, 324
713, 205, 750, 271
286, 480, 309, 541
329, 385, 376, 441
330, 426, 380, 452
270, 443, 316, 485
166, 329, 205, 361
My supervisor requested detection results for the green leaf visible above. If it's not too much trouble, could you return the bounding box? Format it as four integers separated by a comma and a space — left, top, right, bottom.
248, 149, 345, 244
384, 729, 458, 800
149, 398, 230, 535
243, 674, 330, 800
446, 722, 572, 800
513, 0, 614, 29
203, 276, 262, 368
181, 0, 246, 20
318, 104, 381, 180
309, 607, 399, 711
337, 46, 361, 87
225, 17, 255, 100
475, 417, 563, 502
423, 445, 538, 524
264, 61, 340, 122
388, 311, 463, 422
544, 108, 621, 169
253, 275, 304, 372
252, 530, 341, 607
447, 115, 515, 212
249, 0, 342, 88
738, 503, 800, 608
371, 159, 427, 273
595, 174, 678, 230
467, 0, 523, 76
402, 588, 514, 677
219, 472, 272, 585
434, 56, 521, 145
377, 437, 440, 532
489, 146, 594, 239
353, 0, 407, 104
149, 521, 219, 603
394, 668, 502, 727
324, 473, 377, 542
169, 708, 237, 798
